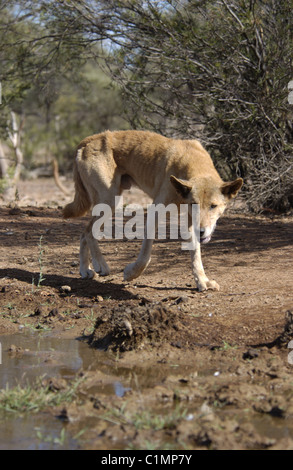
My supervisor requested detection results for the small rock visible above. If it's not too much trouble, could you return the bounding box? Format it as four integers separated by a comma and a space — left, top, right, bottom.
8, 344, 20, 353
78, 303, 94, 308
25, 210, 37, 217
9, 207, 21, 215
243, 348, 259, 360
185, 413, 194, 421
47, 308, 59, 317
42, 377, 67, 392
175, 295, 189, 304
199, 402, 214, 417
179, 377, 189, 383
59, 285, 71, 293
57, 407, 70, 422
8, 344, 28, 355
123, 319, 133, 337
30, 307, 42, 317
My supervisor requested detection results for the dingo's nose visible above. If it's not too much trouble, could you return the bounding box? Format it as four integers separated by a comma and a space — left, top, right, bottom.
200, 228, 211, 244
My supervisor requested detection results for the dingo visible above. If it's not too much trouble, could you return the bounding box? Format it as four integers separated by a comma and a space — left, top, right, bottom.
63, 130, 242, 291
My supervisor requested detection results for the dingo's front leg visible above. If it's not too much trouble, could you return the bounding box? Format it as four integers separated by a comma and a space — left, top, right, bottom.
190, 247, 219, 291
189, 230, 219, 292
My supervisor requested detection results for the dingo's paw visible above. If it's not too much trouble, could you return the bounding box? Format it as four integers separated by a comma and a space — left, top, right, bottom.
206, 279, 220, 291
92, 260, 110, 276
197, 279, 220, 292
80, 267, 95, 279
124, 262, 139, 281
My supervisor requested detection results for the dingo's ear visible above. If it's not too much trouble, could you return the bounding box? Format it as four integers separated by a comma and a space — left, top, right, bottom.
221, 178, 243, 199
170, 175, 193, 198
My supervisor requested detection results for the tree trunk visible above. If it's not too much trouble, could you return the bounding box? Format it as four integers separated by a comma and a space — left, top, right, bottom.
0, 141, 9, 179
1, 112, 24, 201
8, 111, 24, 185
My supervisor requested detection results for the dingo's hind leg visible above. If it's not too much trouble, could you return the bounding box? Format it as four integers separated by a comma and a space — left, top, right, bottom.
79, 186, 122, 279
84, 217, 110, 277
80, 230, 96, 279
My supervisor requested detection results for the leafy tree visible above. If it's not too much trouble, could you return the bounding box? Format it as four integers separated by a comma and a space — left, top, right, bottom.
1, 0, 292, 211
102, 0, 293, 211
0, 1, 126, 196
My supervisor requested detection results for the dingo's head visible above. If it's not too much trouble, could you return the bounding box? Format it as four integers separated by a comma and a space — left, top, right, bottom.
170, 175, 243, 243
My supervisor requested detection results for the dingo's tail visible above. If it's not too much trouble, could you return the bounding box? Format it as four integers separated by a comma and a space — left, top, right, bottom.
63, 155, 91, 219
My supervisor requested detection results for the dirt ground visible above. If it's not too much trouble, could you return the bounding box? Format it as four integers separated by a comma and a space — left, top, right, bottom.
0, 178, 293, 450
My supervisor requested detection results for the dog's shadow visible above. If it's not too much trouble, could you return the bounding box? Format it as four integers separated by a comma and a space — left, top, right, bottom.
0, 268, 141, 301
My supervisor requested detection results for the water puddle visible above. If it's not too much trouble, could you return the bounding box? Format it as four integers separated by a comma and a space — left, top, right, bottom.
0, 331, 188, 449
0, 332, 115, 449
1, 331, 293, 449
0, 333, 86, 388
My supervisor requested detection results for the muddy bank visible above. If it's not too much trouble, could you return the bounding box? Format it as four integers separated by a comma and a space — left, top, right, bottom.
2, 304, 293, 449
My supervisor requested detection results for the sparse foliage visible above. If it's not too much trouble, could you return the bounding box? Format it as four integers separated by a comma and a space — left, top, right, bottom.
101, 0, 293, 211
0, 0, 292, 211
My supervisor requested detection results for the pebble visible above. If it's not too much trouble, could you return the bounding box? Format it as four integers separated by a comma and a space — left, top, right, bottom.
243, 348, 259, 360
175, 295, 189, 304
59, 285, 71, 293
185, 413, 194, 421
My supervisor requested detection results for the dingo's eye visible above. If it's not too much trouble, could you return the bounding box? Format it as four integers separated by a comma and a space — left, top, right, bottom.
210, 204, 217, 210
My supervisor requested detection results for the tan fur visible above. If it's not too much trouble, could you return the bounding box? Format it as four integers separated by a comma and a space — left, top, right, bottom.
63, 130, 243, 291
63, 157, 91, 219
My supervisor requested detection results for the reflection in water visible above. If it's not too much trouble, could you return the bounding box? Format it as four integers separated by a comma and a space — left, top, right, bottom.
0, 331, 161, 449
0, 333, 84, 388
0, 413, 72, 450
1, 331, 292, 449
0, 332, 111, 450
